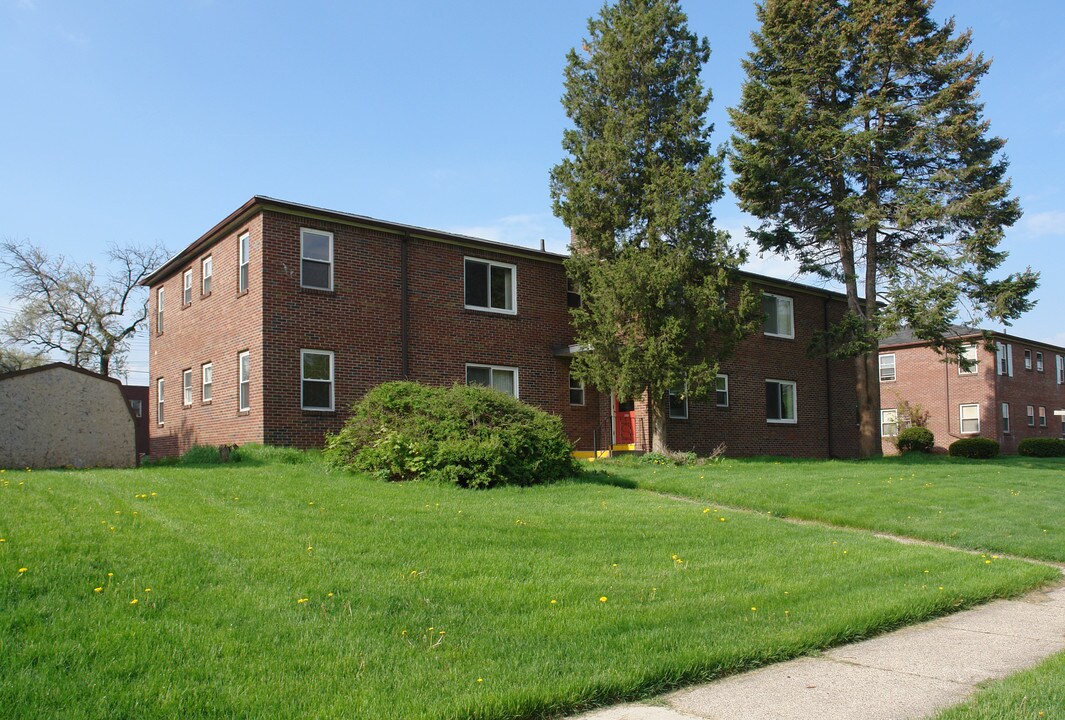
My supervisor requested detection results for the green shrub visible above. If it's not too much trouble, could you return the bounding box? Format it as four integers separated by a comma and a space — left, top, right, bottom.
895, 426, 935, 453
948, 437, 1000, 459
324, 381, 579, 488
179, 445, 224, 465
1017, 438, 1065, 458
638, 450, 698, 466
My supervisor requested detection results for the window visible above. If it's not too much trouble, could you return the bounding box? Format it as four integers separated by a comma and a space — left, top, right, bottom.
960, 404, 980, 434
959, 344, 979, 375
880, 409, 899, 438
300, 228, 333, 291
996, 342, 1013, 376
1026, 405, 1035, 427
464, 258, 516, 313
1036, 352, 1044, 372
569, 374, 584, 406
183, 269, 193, 306
879, 354, 897, 382
238, 351, 250, 411
566, 277, 582, 308
202, 362, 213, 402
156, 378, 164, 425
156, 287, 164, 333
762, 293, 794, 338
182, 369, 192, 406
1001, 403, 1010, 434
238, 232, 250, 293
301, 350, 334, 410
766, 379, 797, 424
715, 375, 729, 408
668, 383, 688, 420
129, 399, 142, 418
465, 364, 518, 397
1024, 349, 1033, 370
202, 256, 212, 295
1039, 406, 1047, 428
1058, 355, 1065, 385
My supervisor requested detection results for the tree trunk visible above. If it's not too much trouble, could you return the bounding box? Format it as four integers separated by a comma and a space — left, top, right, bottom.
99, 354, 110, 377
650, 395, 669, 453
855, 353, 881, 458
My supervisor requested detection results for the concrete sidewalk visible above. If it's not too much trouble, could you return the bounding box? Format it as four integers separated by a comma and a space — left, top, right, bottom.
575, 582, 1065, 720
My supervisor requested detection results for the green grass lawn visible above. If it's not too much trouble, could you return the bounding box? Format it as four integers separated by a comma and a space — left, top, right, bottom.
0, 455, 1055, 719
930, 650, 1065, 720
606, 454, 1065, 562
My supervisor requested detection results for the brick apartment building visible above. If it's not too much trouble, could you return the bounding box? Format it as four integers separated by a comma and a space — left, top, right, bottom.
878, 327, 1065, 454
143, 196, 861, 459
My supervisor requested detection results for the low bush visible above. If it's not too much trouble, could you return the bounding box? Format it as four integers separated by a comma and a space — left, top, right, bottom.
638, 450, 698, 466
1017, 438, 1065, 458
324, 381, 579, 488
896, 426, 935, 453
948, 437, 1000, 459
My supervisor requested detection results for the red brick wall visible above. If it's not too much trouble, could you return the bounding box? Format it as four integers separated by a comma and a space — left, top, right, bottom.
995, 344, 1065, 452
148, 215, 265, 456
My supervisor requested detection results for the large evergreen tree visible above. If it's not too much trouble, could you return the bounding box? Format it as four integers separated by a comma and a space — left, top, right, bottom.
551, 0, 759, 452
730, 0, 1037, 458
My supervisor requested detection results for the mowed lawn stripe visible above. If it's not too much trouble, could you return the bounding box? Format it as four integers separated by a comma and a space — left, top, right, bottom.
0, 462, 1056, 719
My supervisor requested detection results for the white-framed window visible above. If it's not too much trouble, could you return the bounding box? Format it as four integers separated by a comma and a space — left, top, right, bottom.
1001, 403, 1010, 434
129, 399, 142, 418
880, 408, 899, 438
183, 269, 193, 306
569, 374, 584, 406
1039, 406, 1047, 428
202, 256, 213, 295
156, 287, 164, 333
762, 293, 794, 339
465, 363, 518, 397
715, 374, 729, 407
182, 369, 192, 406
238, 232, 250, 293
238, 351, 250, 411
464, 258, 516, 314
996, 342, 1013, 376
202, 362, 213, 402
1058, 355, 1065, 385
1036, 352, 1044, 372
1026, 405, 1036, 427
566, 277, 582, 308
959, 344, 979, 375
960, 403, 980, 434
879, 354, 897, 382
668, 383, 688, 420
766, 379, 797, 424
1024, 349, 1033, 370
156, 378, 164, 426
301, 349, 334, 411
300, 228, 333, 291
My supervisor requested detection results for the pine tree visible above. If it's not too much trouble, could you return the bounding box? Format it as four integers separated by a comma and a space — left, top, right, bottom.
551, 0, 759, 452
730, 0, 1036, 458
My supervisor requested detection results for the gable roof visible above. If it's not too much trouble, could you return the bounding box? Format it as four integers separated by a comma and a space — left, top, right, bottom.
0, 361, 124, 387
879, 325, 1065, 354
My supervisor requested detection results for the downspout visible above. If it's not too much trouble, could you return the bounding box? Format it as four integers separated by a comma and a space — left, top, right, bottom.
400, 233, 410, 379
823, 298, 835, 458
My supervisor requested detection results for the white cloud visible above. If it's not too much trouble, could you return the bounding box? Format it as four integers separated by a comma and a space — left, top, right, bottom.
1022, 211, 1065, 238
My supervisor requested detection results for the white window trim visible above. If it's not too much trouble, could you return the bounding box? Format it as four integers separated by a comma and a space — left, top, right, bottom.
1039, 406, 1047, 427
880, 408, 899, 438
238, 351, 250, 412
202, 362, 213, 402
960, 403, 981, 434
997, 342, 1013, 377
959, 344, 979, 375
766, 378, 798, 424
879, 353, 897, 383
569, 374, 585, 407
182, 369, 192, 407
156, 287, 164, 333
668, 383, 688, 420
300, 349, 335, 411
1024, 349, 1033, 371
465, 363, 519, 398
201, 256, 213, 295
183, 269, 193, 305
300, 228, 334, 291
1036, 352, 1044, 372
1002, 402, 1010, 434
1057, 355, 1064, 385
1026, 404, 1036, 427
763, 293, 795, 339
715, 374, 729, 408
238, 232, 250, 293
463, 257, 518, 315
156, 378, 165, 426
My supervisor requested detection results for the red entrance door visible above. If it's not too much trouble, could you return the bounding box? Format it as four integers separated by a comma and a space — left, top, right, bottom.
615, 398, 635, 445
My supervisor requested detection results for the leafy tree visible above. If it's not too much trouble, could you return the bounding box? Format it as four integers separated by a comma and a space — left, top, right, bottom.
550, 0, 760, 452
0, 240, 167, 377
730, 0, 1037, 457
0, 344, 48, 374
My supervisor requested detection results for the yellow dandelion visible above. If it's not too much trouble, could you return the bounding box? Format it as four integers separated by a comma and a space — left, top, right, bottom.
703, 508, 710, 513
985, 559, 992, 564
719, 517, 727, 522
599, 596, 608, 603
0, 538, 5, 542
107, 572, 114, 577
477, 678, 484, 683
130, 599, 138, 605
550, 599, 557, 604
94, 587, 103, 593
297, 598, 309, 604
17, 567, 27, 573
751, 606, 757, 612
144, 588, 151, 593
327, 592, 333, 598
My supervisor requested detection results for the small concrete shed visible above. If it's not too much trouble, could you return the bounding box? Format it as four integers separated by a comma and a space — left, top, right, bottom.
0, 363, 137, 468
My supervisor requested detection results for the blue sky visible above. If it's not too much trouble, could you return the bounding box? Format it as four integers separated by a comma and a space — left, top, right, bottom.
1, 0, 1063, 383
